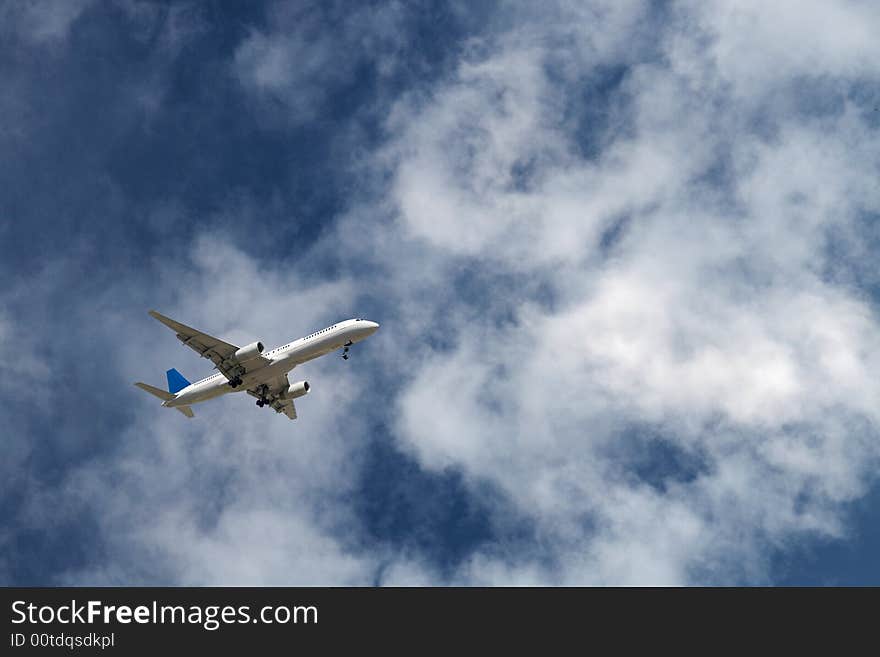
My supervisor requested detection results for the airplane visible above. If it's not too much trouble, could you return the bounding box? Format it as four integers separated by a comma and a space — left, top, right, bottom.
135, 310, 380, 420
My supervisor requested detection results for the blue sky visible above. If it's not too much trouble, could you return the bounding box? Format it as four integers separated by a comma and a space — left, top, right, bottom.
2, 0, 880, 585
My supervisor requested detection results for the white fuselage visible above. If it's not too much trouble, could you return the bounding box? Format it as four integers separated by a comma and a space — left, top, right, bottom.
164, 318, 379, 408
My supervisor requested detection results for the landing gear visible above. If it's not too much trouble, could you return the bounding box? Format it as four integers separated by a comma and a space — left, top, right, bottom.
341, 340, 352, 360
229, 376, 243, 388
254, 384, 270, 407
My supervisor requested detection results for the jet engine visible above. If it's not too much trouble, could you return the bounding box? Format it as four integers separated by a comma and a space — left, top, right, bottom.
284, 381, 310, 399
233, 341, 264, 362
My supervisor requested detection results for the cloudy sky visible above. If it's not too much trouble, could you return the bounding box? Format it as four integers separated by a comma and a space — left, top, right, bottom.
2, 0, 880, 586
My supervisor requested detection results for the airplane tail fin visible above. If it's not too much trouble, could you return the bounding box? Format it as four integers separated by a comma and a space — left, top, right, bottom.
135, 382, 173, 402
166, 368, 191, 394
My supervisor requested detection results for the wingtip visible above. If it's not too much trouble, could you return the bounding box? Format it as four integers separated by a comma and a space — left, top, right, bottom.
148, 310, 173, 326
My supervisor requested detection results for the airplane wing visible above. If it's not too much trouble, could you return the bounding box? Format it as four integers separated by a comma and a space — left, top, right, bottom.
149, 310, 270, 382
245, 374, 298, 420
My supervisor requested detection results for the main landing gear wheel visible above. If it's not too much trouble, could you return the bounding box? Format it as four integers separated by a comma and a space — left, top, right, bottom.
256, 399, 265, 407
229, 376, 244, 388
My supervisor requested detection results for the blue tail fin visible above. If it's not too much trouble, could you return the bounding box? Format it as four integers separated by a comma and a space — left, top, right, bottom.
166, 368, 191, 394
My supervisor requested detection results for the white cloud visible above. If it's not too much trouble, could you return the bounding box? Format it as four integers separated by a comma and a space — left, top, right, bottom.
0, 0, 94, 44
682, 0, 880, 96
14, 0, 880, 586
233, 1, 408, 125
344, 0, 880, 583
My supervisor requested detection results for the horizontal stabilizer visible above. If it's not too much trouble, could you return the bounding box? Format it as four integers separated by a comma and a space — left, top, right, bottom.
135, 382, 173, 401
175, 406, 194, 418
